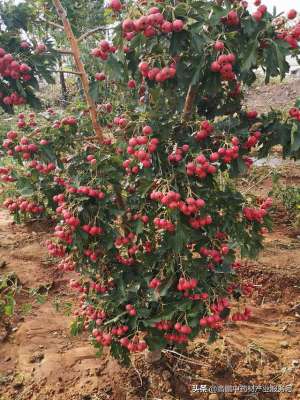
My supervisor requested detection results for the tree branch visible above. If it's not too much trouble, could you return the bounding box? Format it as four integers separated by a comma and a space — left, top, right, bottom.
52, 0, 104, 142
182, 84, 197, 122
78, 26, 107, 42
39, 18, 64, 30
53, 69, 82, 75
56, 48, 74, 55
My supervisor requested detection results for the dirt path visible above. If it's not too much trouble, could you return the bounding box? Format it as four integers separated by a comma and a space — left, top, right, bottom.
0, 190, 300, 400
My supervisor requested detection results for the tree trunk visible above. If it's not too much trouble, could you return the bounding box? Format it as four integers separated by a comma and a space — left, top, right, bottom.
58, 60, 68, 108
52, 0, 103, 141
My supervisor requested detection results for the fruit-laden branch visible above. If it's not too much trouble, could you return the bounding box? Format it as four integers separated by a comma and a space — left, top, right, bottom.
182, 84, 197, 121
52, 0, 103, 142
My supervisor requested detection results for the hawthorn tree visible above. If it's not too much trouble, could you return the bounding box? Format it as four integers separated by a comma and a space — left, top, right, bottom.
0, 1, 58, 113
1, 0, 300, 366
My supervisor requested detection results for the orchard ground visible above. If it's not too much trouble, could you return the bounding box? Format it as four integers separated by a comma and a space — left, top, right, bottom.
0, 78, 300, 400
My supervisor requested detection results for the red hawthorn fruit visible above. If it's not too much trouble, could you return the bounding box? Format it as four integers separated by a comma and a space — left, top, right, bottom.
211, 61, 221, 72
127, 79, 136, 89
252, 11, 262, 22
95, 72, 106, 81
288, 9, 297, 20
214, 40, 224, 51
109, 0, 122, 11
172, 19, 184, 32
36, 43, 47, 53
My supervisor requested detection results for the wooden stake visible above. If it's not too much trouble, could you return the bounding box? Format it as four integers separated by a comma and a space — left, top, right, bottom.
52, 0, 103, 141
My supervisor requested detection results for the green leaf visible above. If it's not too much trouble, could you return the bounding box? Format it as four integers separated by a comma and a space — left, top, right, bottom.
241, 40, 258, 72
291, 122, 300, 152
110, 342, 130, 366
145, 332, 167, 351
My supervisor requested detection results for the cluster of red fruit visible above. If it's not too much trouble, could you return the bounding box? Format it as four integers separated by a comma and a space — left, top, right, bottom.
91, 40, 116, 61
243, 207, 266, 222
138, 61, 176, 83
150, 191, 206, 216
0, 91, 26, 106
221, 10, 240, 26
54, 225, 73, 245
289, 107, 300, 121
119, 337, 148, 352
17, 112, 37, 128
86, 154, 97, 165
252, 2, 267, 22
113, 115, 128, 128
84, 248, 101, 263
3, 197, 44, 214
148, 277, 161, 289
243, 131, 261, 149
0, 167, 15, 183
177, 277, 198, 291
57, 257, 75, 272
164, 333, 189, 344
199, 298, 229, 329
66, 185, 105, 200
0, 48, 32, 81
189, 214, 213, 230
210, 53, 236, 81
82, 224, 104, 236
90, 281, 111, 294
122, 7, 184, 40
194, 120, 214, 141
186, 155, 217, 179
168, 144, 189, 163
243, 197, 272, 222
199, 244, 229, 264
154, 320, 173, 331
45, 240, 66, 258
276, 12, 299, 48
154, 218, 175, 232
130, 212, 149, 224
111, 325, 129, 336
231, 307, 251, 321
124, 133, 159, 174
28, 160, 56, 174
125, 303, 137, 316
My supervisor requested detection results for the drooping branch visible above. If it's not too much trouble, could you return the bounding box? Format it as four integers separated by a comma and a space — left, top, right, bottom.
52, 0, 103, 142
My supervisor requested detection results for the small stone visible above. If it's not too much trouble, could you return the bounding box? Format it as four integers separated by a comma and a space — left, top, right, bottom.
292, 359, 299, 367
29, 352, 44, 363
162, 370, 172, 380
208, 395, 219, 400
5, 357, 11, 362
280, 341, 289, 349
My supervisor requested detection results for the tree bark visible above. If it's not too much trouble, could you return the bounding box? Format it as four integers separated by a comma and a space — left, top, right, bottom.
58, 60, 68, 108
182, 84, 197, 122
52, 0, 103, 141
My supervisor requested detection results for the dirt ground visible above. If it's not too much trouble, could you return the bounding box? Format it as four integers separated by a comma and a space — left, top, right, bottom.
0, 79, 300, 400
